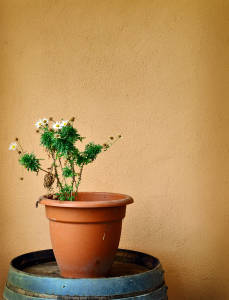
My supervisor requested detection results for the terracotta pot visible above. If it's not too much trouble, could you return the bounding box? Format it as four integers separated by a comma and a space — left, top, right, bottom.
40, 192, 133, 278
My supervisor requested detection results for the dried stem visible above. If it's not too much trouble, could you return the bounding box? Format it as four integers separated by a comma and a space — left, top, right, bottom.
108, 135, 122, 148
16, 139, 25, 154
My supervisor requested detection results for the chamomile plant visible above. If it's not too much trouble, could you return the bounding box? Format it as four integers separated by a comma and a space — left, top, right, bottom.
9, 117, 121, 201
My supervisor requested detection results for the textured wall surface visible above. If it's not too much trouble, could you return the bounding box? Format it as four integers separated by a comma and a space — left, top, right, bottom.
0, 1, 229, 299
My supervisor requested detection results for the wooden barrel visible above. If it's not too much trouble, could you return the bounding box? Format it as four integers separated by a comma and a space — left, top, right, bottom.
3, 249, 168, 300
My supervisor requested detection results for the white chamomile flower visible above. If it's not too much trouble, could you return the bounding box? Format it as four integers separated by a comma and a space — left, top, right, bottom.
42, 118, 49, 125
9, 142, 17, 151
35, 119, 43, 128
61, 120, 69, 127
53, 121, 62, 130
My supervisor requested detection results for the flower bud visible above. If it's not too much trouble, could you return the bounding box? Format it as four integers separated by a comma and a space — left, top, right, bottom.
110, 136, 114, 140
70, 117, 75, 122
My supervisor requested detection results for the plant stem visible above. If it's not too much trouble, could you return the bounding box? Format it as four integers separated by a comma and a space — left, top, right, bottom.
58, 157, 66, 185
39, 167, 49, 174
71, 162, 76, 189
75, 164, 84, 194
51, 152, 63, 189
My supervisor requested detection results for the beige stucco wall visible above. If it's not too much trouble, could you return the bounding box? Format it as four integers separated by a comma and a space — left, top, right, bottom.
0, 0, 229, 299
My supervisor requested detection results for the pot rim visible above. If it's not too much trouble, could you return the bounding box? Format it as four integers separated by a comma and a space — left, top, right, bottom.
40, 192, 134, 208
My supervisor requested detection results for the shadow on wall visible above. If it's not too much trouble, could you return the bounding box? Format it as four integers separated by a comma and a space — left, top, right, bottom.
124, 2, 229, 299
203, 2, 229, 299
166, 3, 229, 299
173, 5, 228, 300
196, 2, 229, 299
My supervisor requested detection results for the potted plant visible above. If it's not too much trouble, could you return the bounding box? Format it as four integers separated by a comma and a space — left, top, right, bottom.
9, 117, 133, 278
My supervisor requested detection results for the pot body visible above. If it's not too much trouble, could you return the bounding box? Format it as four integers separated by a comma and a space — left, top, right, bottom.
41, 192, 133, 278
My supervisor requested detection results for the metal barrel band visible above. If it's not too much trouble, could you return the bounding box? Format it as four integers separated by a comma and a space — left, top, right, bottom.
6, 282, 167, 299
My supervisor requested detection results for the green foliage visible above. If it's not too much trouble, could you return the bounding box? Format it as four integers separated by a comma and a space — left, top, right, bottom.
55, 184, 74, 201
19, 153, 40, 172
41, 126, 83, 157
62, 166, 75, 178
40, 129, 55, 150
75, 153, 84, 166
83, 143, 103, 164
53, 138, 75, 156
10, 118, 121, 201
55, 126, 83, 156
60, 125, 83, 144
76, 143, 103, 166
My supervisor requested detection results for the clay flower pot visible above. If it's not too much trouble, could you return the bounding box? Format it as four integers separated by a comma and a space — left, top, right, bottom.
40, 192, 133, 278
